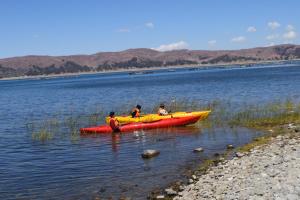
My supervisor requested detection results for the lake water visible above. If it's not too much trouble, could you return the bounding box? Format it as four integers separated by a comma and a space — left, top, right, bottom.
1, 64, 300, 199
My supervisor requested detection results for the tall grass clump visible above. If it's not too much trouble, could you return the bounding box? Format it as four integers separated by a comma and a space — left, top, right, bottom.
28, 118, 59, 141
228, 99, 300, 129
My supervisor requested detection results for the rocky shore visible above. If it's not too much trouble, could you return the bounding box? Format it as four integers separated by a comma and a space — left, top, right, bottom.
170, 124, 300, 200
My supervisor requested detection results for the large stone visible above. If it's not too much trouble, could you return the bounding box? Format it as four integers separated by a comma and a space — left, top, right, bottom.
178, 185, 185, 191
235, 152, 245, 158
141, 150, 160, 159
193, 147, 204, 152
192, 175, 197, 180
287, 123, 296, 129
165, 188, 177, 196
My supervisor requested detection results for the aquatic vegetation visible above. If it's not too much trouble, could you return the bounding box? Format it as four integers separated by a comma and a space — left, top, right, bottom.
32, 128, 53, 141
25, 98, 300, 142
29, 120, 55, 141
228, 100, 300, 129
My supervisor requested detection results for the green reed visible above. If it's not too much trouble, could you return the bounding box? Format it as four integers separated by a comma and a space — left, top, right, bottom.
26, 98, 300, 142
228, 99, 300, 128
29, 118, 59, 141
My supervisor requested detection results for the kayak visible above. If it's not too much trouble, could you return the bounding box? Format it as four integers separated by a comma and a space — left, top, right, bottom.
105, 110, 211, 124
80, 115, 202, 134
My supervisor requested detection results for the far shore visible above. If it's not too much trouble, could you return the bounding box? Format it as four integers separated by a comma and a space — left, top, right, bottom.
1, 59, 299, 81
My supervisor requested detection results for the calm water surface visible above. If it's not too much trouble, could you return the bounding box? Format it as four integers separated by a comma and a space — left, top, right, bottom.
1, 64, 300, 199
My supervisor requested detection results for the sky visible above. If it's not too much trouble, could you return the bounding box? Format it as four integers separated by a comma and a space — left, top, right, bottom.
0, 0, 299, 58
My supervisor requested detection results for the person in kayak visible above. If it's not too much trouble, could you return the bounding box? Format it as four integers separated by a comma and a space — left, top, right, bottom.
109, 112, 120, 132
131, 104, 141, 118
157, 103, 169, 116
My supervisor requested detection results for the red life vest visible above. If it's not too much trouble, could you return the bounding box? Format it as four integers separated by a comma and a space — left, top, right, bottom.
109, 117, 119, 131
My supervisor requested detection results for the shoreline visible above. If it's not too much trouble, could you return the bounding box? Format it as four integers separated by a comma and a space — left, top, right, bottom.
151, 124, 300, 199
1, 59, 299, 81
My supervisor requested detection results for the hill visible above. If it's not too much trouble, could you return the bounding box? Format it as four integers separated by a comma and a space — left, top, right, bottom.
1, 44, 300, 78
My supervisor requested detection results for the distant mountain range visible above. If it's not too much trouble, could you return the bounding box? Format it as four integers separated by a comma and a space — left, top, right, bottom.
1, 44, 300, 78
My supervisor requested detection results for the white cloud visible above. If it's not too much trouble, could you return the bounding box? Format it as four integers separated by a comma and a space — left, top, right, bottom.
266, 34, 279, 40
153, 41, 189, 51
117, 28, 130, 33
268, 21, 281, 30
247, 26, 257, 32
231, 36, 246, 43
266, 42, 276, 47
145, 22, 154, 28
283, 30, 297, 40
208, 40, 217, 46
286, 25, 295, 31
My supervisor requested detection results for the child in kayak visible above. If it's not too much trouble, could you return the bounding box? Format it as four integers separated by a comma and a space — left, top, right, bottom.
131, 104, 141, 118
109, 112, 120, 132
158, 103, 169, 116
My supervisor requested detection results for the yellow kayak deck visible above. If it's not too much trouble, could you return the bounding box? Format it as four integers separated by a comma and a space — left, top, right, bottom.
105, 110, 211, 124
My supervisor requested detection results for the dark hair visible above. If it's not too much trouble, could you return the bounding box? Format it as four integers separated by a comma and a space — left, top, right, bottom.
136, 104, 141, 109
109, 111, 115, 117
160, 103, 165, 108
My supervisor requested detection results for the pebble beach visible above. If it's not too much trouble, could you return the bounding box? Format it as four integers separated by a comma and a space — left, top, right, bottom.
171, 125, 300, 200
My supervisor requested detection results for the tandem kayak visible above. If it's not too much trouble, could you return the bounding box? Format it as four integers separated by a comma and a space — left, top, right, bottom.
80, 115, 202, 134
105, 110, 211, 124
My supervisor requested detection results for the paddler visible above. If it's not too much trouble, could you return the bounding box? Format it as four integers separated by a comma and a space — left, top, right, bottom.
109, 112, 120, 132
131, 104, 141, 118
157, 103, 169, 116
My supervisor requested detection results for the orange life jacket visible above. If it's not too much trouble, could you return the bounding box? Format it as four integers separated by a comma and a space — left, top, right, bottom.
131, 108, 140, 118
135, 109, 140, 117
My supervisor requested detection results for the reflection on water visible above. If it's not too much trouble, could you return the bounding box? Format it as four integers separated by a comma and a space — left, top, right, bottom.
73, 126, 262, 199
1, 65, 300, 199
82, 126, 203, 153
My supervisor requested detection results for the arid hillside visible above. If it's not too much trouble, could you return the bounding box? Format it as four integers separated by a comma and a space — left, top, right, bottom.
1, 44, 300, 78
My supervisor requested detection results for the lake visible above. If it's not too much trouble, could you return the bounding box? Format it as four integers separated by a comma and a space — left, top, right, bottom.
1, 64, 300, 199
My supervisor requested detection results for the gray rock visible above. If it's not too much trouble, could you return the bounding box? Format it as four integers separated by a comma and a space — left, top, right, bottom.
188, 179, 194, 184
165, 188, 177, 196
141, 150, 160, 159
192, 175, 197, 180
288, 123, 296, 129
178, 185, 185, 191
235, 152, 245, 158
156, 195, 165, 199
227, 144, 234, 149
178, 192, 183, 196
193, 147, 204, 152
276, 135, 283, 140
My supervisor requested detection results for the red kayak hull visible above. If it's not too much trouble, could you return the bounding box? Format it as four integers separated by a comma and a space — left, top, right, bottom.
80, 115, 201, 134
